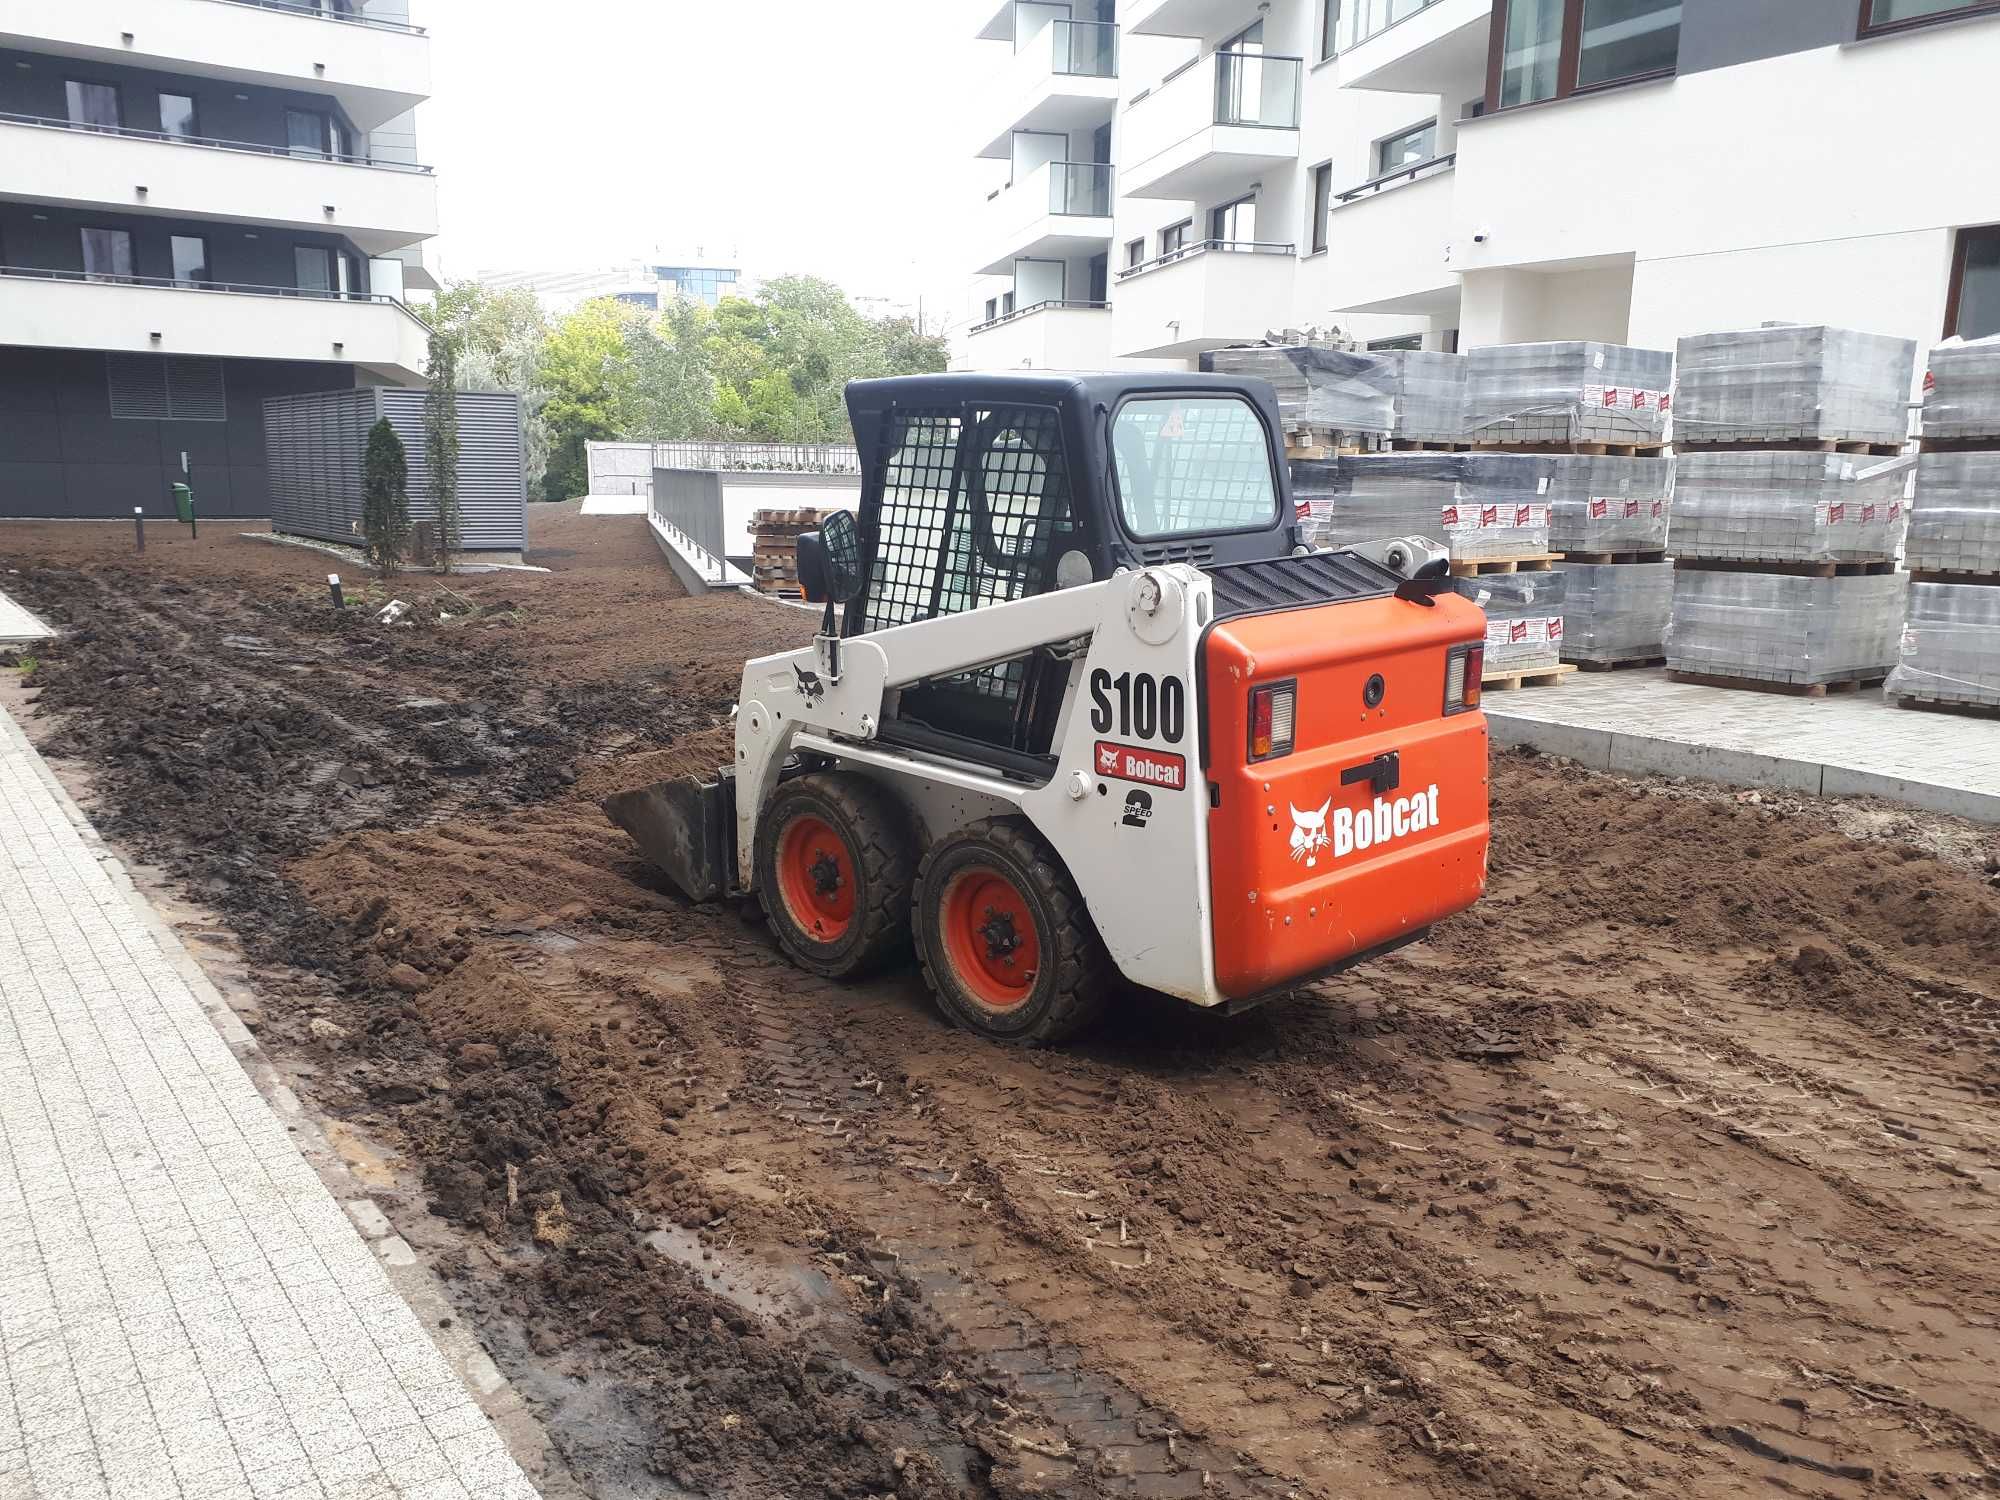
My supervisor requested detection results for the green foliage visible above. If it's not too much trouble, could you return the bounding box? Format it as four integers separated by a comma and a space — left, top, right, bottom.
361, 418, 411, 574
540, 298, 641, 500
431, 280, 552, 497
424, 328, 462, 571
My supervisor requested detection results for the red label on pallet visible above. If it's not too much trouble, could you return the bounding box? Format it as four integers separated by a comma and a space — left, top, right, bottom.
1603, 387, 1620, 407
1510, 621, 1529, 643
1589, 498, 1608, 519
1549, 617, 1564, 640
1828, 503, 1846, 524
1862, 503, 1877, 523
1623, 499, 1642, 518
1094, 741, 1187, 792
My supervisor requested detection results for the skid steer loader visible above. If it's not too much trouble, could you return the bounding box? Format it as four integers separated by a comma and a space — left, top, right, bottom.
607, 373, 1491, 1043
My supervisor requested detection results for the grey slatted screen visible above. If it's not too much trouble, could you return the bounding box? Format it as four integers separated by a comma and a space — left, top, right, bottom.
107, 355, 227, 422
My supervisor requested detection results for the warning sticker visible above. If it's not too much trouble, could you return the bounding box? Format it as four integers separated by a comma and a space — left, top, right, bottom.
1094, 741, 1187, 792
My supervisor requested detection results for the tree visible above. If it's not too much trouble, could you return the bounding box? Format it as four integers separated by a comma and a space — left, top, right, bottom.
361, 418, 411, 575
539, 297, 640, 501
424, 328, 462, 571
430, 280, 552, 499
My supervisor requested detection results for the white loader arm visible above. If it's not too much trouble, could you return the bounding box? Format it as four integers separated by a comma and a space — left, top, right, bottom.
731, 569, 1188, 889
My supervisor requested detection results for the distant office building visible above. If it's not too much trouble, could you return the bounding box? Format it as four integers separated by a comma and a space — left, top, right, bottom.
481, 255, 748, 315
654, 262, 740, 307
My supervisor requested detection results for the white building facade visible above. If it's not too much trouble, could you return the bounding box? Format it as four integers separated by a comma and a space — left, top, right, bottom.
0, 0, 440, 517
961, 0, 2000, 373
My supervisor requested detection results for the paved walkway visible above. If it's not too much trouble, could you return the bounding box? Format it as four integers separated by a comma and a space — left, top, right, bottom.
1486, 667, 1999, 822
0, 702, 538, 1500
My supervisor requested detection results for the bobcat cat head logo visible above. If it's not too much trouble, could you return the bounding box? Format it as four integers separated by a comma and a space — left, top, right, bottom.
1289, 799, 1332, 867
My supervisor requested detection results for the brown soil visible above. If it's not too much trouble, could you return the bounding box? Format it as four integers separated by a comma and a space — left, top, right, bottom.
6, 508, 1998, 1500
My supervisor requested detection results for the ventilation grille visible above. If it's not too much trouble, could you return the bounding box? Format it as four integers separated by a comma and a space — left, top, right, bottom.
107, 355, 227, 422
1206, 551, 1400, 622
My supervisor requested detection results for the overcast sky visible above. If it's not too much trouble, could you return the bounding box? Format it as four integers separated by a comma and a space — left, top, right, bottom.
420, 0, 988, 330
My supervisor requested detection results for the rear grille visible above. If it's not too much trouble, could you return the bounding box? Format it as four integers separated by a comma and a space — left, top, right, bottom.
1205, 552, 1399, 621
1138, 540, 1215, 568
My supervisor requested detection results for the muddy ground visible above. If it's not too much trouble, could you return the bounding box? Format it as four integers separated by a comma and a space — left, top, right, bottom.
4, 507, 1998, 1500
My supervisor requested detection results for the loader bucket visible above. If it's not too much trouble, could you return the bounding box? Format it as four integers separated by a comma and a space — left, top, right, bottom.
602, 773, 736, 903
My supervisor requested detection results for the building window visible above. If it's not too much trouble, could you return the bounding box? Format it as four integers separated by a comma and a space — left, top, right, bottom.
107, 355, 227, 422
170, 235, 210, 287
1210, 195, 1257, 245
1946, 225, 2000, 340
65, 80, 122, 131
159, 93, 199, 140
80, 227, 134, 281
984, 297, 999, 322
1321, 0, 1341, 58
1861, 0, 2000, 32
1309, 163, 1331, 254
295, 245, 335, 295
1376, 120, 1437, 174
1125, 236, 1146, 269
286, 109, 350, 160
1488, 0, 1679, 111
1161, 219, 1192, 257
1368, 334, 1423, 351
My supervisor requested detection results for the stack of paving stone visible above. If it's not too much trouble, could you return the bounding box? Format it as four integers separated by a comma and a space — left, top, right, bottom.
1291, 452, 1550, 560
1464, 341, 1674, 450
1666, 324, 1916, 694
1210, 344, 1468, 454
1546, 453, 1675, 667
1453, 568, 1567, 679
1888, 337, 2000, 713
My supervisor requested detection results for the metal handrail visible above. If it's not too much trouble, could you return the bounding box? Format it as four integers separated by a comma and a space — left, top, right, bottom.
0, 263, 434, 335
0, 111, 434, 173
969, 298, 1110, 334
1115, 239, 1295, 281
1332, 151, 1456, 203
1051, 18, 1118, 77
1213, 49, 1304, 128
197, 0, 427, 36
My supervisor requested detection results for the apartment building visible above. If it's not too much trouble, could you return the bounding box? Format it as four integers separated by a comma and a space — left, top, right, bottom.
0, 0, 439, 518
963, 0, 2000, 375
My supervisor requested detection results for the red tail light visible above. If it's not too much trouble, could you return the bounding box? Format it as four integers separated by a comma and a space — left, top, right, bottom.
1249, 681, 1296, 761
1446, 645, 1483, 714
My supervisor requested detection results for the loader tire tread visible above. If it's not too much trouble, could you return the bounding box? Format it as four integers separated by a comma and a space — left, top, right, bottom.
757, 773, 917, 980
914, 816, 1112, 1045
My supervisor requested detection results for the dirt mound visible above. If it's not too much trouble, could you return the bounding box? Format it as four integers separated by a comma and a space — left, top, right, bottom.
573, 722, 738, 801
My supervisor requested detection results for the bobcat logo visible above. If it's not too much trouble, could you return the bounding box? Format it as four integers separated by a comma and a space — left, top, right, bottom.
1289, 800, 1332, 867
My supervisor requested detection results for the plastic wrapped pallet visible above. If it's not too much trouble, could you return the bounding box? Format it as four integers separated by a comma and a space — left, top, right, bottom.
1665, 570, 1906, 687
1382, 350, 1467, 442
1201, 345, 1395, 433
1669, 450, 1907, 564
1291, 454, 1550, 558
1545, 455, 1672, 554
1906, 452, 2000, 576
1557, 561, 1672, 664
1455, 569, 1567, 674
1886, 581, 2000, 709
1674, 325, 1916, 446
1463, 342, 1672, 447
1920, 336, 2000, 442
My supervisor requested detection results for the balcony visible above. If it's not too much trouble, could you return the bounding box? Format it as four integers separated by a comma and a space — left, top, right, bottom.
0, 113, 437, 255
1120, 50, 1300, 201
1319, 156, 1460, 318
0, 0, 430, 132
1121, 0, 1256, 41
1332, 0, 1491, 95
1111, 240, 1296, 358
961, 300, 1114, 371
976, 18, 1119, 159
976, 162, 1114, 275
0, 265, 431, 382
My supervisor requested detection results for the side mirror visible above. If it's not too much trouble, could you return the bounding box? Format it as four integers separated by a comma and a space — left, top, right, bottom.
819, 510, 864, 602
797, 530, 831, 604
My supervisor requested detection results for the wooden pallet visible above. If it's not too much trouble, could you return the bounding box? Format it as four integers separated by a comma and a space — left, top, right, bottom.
1482, 664, 1574, 691
1915, 436, 2000, 454
1673, 557, 1897, 579
1558, 549, 1668, 565
1571, 655, 1665, 672
1669, 669, 1885, 699
1468, 440, 1668, 459
1674, 438, 1905, 457
1895, 695, 2000, 721
1450, 554, 1559, 578
1389, 438, 1470, 452
1285, 442, 1367, 461
1910, 569, 2000, 589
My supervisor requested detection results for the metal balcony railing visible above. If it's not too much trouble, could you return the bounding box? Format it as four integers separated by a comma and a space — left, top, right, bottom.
1332, 151, 1456, 203
1115, 239, 1295, 281
1047, 161, 1113, 216
1213, 50, 1303, 128
0, 111, 435, 173
969, 298, 1111, 335
198, 0, 427, 36
0, 263, 435, 332
1325, 0, 1446, 55
1051, 18, 1118, 77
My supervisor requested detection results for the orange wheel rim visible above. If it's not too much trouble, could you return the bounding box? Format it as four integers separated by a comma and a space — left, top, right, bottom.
940, 865, 1041, 1011
775, 815, 856, 942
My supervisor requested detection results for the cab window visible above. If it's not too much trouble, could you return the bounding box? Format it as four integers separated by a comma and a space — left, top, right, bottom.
1112, 396, 1279, 539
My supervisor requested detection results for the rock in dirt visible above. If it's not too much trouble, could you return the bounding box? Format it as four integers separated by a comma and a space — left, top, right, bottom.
386, 962, 427, 993
457, 1042, 502, 1070
307, 1017, 349, 1043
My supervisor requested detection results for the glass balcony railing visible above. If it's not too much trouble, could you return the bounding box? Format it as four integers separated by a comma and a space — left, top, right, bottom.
1213, 50, 1302, 128
1052, 18, 1118, 77
1048, 161, 1113, 216
1325, 0, 1446, 55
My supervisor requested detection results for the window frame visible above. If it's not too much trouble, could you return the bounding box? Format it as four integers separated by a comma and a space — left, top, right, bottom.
64, 77, 124, 131
169, 233, 210, 288
1106, 392, 1284, 544
1125, 236, 1146, 269
1374, 118, 1439, 176
293, 243, 336, 295
1160, 218, 1193, 257
158, 92, 200, 140
1483, 0, 1679, 113
1858, 0, 2000, 35
1944, 223, 2000, 339
1208, 192, 1258, 246
79, 225, 135, 281
1308, 162, 1332, 255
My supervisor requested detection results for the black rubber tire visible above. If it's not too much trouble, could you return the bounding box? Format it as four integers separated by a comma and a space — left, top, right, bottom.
755, 773, 917, 980
914, 817, 1112, 1045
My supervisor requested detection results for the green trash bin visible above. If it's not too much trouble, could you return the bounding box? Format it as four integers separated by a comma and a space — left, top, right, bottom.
171, 482, 195, 524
